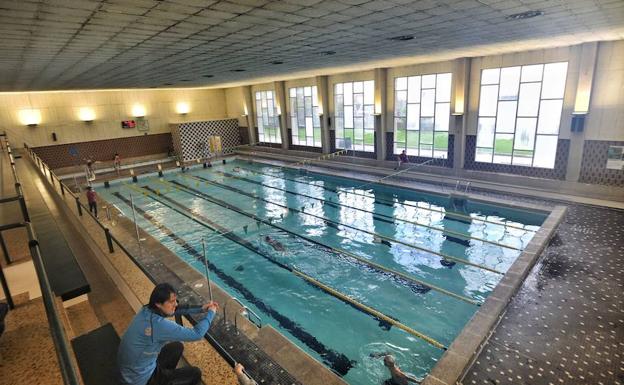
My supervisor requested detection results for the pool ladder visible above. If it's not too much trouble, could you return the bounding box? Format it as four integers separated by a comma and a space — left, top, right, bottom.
454, 180, 471, 194
223, 297, 263, 334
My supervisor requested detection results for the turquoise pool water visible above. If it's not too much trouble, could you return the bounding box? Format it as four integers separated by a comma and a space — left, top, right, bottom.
98, 159, 543, 385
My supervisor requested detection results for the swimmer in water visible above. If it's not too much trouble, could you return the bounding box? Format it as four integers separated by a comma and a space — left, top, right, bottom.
265, 236, 285, 252
373, 235, 392, 247
382, 355, 421, 385
233, 166, 242, 173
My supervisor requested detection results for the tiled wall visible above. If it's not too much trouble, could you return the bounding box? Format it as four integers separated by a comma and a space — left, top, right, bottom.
464, 135, 570, 180
171, 119, 241, 162
33, 133, 173, 169
384, 132, 454, 168
578, 140, 624, 187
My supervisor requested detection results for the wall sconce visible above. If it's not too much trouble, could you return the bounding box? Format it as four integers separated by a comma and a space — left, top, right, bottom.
176, 102, 190, 115
132, 105, 146, 118
19, 109, 42, 126
79, 107, 95, 122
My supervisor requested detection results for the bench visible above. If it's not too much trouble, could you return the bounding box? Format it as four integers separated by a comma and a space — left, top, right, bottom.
71, 323, 120, 385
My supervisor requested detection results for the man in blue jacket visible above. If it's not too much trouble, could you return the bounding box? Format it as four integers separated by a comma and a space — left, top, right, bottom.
118, 283, 219, 385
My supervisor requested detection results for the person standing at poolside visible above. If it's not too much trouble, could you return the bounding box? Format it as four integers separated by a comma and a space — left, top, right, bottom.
114, 153, 122, 175
117, 283, 219, 385
86, 186, 98, 218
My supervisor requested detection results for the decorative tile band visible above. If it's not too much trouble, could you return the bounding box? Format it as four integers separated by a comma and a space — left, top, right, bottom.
578, 140, 624, 187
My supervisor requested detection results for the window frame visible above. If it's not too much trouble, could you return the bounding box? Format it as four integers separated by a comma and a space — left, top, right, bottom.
255, 90, 281, 144
333, 80, 375, 153
289, 85, 321, 147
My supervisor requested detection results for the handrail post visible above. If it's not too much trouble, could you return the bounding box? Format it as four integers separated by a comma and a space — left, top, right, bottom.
75, 196, 82, 216
104, 228, 114, 253
0, 232, 11, 265
60, 183, 65, 196
15, 184, 30, 222
0, 263, 14, 309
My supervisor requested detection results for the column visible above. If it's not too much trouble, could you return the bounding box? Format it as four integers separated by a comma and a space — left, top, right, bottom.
242, 86, 256, 144
274, 81, 289, 150
374, 68, 387, 161
316, 75, 331, 154
451, 58, 470, 172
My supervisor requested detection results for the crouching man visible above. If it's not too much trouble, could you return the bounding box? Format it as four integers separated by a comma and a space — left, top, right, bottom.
118, 283, 219, 385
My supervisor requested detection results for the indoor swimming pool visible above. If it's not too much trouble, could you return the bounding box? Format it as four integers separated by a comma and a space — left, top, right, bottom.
97, 159, 546, 385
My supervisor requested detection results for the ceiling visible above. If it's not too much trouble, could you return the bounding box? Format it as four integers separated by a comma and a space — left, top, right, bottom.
1, 0, 623, 92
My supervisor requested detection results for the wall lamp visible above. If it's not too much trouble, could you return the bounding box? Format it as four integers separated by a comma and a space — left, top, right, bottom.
19, 109, 42, 127
176, 102, 190, 115
132, 105, 146, 118
79, 107, 96, 122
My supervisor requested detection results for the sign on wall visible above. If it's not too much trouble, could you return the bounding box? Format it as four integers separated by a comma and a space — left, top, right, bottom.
137, 118, 149, 132
606, 145, 624, 170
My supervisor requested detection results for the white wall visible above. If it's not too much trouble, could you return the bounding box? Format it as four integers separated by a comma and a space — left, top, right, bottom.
0, 88, 227, 147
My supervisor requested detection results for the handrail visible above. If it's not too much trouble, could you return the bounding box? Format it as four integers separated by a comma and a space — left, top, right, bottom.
26, 223, 81, 385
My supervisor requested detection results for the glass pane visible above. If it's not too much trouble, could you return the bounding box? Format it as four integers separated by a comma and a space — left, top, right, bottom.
354, 81, 363, 93
542, 62, 568, 99
517, 82, 541, 116
336, 95, 344, 116
335, 117, 343, 130
499, 66, 521, 101
364, 81, 375, 105
335, 126, 344, 139
297, 108, 305, 127
477, 117, 495, 148
420, 118, 434, 144
395, 127, 406, 143
354, 94, 364, 116
313, 128, 321, 144
495, 101, 517, 133
364, 130, 374, 145
344, 106, 353, 128
421, 89, 435, 117
494, 133, 513, 164
476, 147, 493, 162
436, 73, 452, 102
479, 85, 499, 116
313, 107, 320, 127
354, 117, 363, 131
394, 117, 406, 131
289, 88, 296, 98
514, 117, 537, 150
291, 117, 297, 130
344, 83, 353, 105
255, 92, 262, 100
394, 142, 405, 155
335, 83, 343, 94
481, 68, 500, 85
521, 64, 543, 82
299, 128, 306, 141
396, 77, 407, 91
266, 91, 273, 99
304, 86, 311, 96
304, 96, 312, 114
406, 130, 419, 149
305, 117, 313, 136
434, 103, 450, 131
364, 105, 374, 129
512, 149, 533, 166
422, 74, 436, 88
407, 104, 420, 130
537, 99, 563, 134
533, 135, 558, 168
395, 91, 407, 117
408, 76, 421, 103
290, 98, 296, 117
419, 144, 433, 157
434, 132, 448, 151
354, 125, 363, 139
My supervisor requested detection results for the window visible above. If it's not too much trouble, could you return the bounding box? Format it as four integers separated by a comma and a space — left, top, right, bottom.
255, 90, 281, 143
289, 86, 321, 147
475, 62, 568, 168
334, 80, 375, 152
393, 73, 452, 158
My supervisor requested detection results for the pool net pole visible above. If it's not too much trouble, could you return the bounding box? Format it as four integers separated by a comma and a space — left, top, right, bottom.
202, 237, 213, 301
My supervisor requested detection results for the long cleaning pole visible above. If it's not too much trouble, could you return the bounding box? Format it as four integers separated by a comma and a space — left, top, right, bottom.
202, 237, 213, 301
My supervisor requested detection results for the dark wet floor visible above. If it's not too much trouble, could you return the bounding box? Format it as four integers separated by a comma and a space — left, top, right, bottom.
463, 202, 624, 385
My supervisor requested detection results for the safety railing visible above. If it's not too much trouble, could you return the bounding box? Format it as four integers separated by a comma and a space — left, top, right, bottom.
22, 141, 259, 383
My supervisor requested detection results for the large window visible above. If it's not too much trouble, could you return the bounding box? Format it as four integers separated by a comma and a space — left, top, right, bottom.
334, 80, 375, 152
393, 73, 452, 158
476, 62, 568, 168
255, 90, 281, 143
289, 86, 321, 147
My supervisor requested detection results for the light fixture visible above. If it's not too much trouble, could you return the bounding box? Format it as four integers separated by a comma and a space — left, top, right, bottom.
79, 107, 95, 122
19, 109, 42, 126
505, 10, 543, 20
132, 105, 146, 118
176, 102, 190, 115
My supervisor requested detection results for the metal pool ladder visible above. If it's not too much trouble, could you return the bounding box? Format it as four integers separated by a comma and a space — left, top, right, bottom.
223, 297, 263, 333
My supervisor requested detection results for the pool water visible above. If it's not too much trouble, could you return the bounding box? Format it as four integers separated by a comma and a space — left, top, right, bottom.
98, 159, 543, 385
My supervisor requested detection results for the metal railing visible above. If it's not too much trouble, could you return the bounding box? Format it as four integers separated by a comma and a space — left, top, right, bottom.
22, 141, 259, 383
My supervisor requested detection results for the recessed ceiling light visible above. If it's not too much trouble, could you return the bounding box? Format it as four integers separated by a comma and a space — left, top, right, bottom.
319, 51, 336, 56
164, 83, 173, 86
231, 69, 245, 72
389, 35, 414, 41
505, 10, 544, 20
271, 61, 284, 65
203, 74, 214, 78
